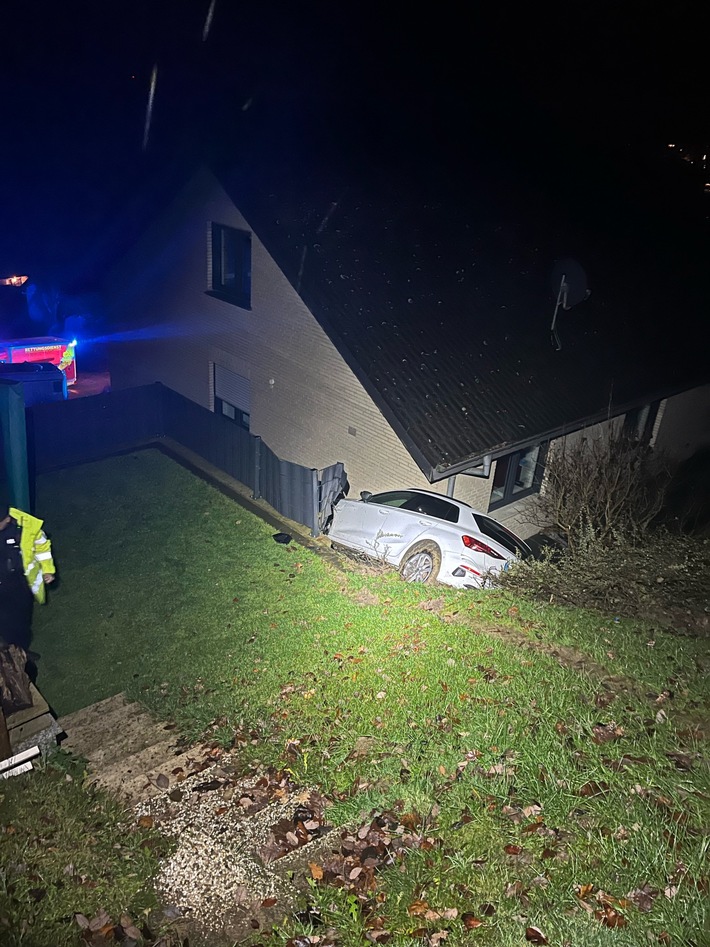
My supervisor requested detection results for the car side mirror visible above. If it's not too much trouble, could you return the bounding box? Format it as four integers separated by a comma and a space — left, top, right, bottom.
360, 491, 372, 501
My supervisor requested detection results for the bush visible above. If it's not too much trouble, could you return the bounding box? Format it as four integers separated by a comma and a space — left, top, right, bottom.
531, 430, 671, 551
498, 529, 710, 629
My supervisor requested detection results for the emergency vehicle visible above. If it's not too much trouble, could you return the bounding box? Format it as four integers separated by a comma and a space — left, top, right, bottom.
0, 337, 77, 385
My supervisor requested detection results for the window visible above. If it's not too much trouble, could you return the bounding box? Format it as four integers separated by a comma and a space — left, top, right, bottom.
215, 397, 250, 431
208, 223, 251, 308
489, 443, 547, 510
473, 513, 533, 558
214, 364, 251, 431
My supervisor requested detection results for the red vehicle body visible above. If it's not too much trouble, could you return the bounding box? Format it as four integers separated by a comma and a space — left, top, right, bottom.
0, 337, 77, 385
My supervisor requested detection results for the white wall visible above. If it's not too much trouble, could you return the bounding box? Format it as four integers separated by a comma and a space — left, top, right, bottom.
654, 385, 710, 462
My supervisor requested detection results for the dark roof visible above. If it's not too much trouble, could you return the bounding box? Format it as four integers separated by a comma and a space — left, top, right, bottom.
216, 121, 710, 481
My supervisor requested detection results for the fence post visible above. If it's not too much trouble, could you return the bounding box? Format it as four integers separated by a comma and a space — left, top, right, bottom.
252, 435, 262, 499
156, 382, 167, 439
310, 468, 320, 538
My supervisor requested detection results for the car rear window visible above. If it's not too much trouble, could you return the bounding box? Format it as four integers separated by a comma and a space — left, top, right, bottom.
473, 514, 531, 557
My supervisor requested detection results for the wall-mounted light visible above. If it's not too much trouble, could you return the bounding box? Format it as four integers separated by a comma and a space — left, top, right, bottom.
268, 378, 275, 388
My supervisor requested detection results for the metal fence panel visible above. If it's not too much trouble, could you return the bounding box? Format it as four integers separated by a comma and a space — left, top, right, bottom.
161, 386, 255, 489
256, 439, 318, 533
25, 383, 334, 535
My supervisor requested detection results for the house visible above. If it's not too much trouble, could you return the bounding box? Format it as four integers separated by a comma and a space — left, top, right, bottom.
105, 141, 710, 538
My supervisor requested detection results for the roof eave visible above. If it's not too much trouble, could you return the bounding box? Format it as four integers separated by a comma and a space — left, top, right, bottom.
428, 379, 704, 482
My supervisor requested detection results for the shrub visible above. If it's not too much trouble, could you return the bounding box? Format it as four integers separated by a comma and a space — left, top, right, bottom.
531, 429, 671, 551
498, 529, 710, 628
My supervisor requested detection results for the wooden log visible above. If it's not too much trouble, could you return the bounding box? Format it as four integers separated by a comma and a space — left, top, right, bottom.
0, 706, 11, 761
0, 645, 33, 717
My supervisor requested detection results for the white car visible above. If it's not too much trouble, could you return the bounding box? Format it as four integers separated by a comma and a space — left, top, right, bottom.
326, 488, 532, 589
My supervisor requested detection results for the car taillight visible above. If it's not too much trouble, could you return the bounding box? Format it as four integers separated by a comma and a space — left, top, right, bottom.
461, 535, 505, 559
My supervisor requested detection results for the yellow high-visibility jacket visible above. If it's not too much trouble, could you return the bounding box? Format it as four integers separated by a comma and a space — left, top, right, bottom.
9, 508, 56, 603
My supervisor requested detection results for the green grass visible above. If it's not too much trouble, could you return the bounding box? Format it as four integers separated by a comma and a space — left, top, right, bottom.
3, 449, 707, 946
0, 753, 169, 947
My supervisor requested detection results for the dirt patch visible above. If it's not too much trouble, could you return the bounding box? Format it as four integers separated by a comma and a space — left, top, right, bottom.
133, 756, 437, 947
135, 764, 331, 945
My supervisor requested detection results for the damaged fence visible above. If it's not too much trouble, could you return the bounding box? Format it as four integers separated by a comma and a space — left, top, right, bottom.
26, 383, 345, 536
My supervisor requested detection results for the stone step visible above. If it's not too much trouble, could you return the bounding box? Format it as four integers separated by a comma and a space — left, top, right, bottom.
57, 692, 218, 807
60, 705, 181, 766
90, 741, 218, 806
58, 694, 161, 759
58, 693, 145, 753
76, 715, 180, 770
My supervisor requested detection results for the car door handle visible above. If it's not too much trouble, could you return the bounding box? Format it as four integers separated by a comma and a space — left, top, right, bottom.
377, 509, 388, 515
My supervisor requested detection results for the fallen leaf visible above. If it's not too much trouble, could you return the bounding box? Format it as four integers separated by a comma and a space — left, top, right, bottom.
486, 762, 516, 777
591, 721, 624, 744
88, 910, 112, 932
262, 897, 278, 908
408, 900, 430, 916
430, 908, 458, 921
461, 913, 483, 929
349, 736, 376, 759
525, 927, 549, 944
137, 815, 154, 829
627, 884, 658, 912
578, 780, 610, 797
666, 751, 696, 771
504, 881, 529, 904
595, 905, 627, 928
309, 862, 324, 880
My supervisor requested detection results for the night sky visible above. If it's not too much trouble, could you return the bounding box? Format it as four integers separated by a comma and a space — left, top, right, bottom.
1, 1, 708, 297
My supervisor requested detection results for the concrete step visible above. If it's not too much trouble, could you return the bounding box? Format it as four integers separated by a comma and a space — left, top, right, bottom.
78, 717, 179, 770
58, 693, 146, 753
59, 695, 180, 766
58, 691, 218, 807
91, 741, 218, 806
60, 696, 178, 764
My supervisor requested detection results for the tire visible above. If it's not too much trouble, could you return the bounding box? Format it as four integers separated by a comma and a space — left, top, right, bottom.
399, 540, 442, 584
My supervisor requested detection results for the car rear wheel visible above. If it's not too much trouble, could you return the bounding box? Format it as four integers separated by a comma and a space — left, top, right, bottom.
399, 541, 441, 584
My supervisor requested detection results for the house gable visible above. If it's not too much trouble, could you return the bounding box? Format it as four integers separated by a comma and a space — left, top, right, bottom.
105, 169, 458, 499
